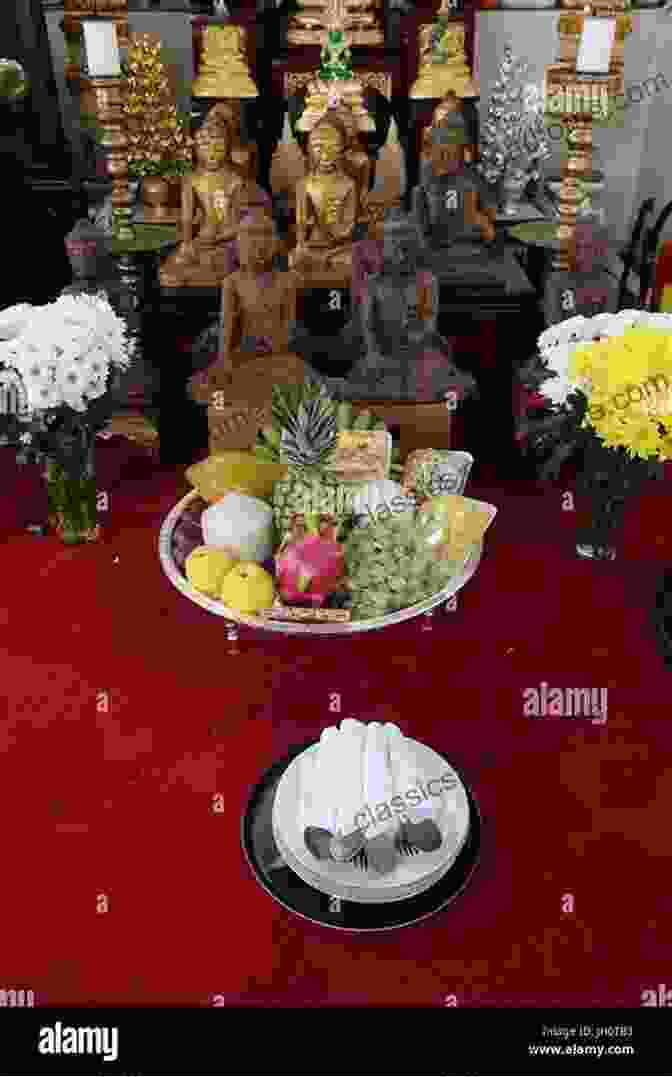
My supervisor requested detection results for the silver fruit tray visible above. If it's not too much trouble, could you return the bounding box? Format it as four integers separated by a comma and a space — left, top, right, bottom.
159, 490, 485, 636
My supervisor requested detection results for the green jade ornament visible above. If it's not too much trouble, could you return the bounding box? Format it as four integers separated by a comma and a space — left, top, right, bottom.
319, 31, 354, 82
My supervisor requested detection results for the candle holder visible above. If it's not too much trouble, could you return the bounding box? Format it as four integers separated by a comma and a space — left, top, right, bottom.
80, 18, 134, 243
83, 77, 134, 241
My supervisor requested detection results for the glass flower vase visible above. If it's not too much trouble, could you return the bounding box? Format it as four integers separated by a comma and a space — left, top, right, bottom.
574, 441, 648, 562
46, 429, 100, 544
575, 490, 627, 560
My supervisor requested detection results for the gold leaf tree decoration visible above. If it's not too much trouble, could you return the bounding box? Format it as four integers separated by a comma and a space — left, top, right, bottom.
123, 34, 193, 178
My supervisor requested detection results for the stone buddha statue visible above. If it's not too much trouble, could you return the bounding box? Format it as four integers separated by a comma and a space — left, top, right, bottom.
188, 210, 307, 448
413, 123, 498, 272
191, 25, 258, 99
205, 101, 258, 181
542, 221, 618, 327
410, 19, 479, 101
290, 119, 359, 282
318, 211, 477, 403
160, 121, 269, 289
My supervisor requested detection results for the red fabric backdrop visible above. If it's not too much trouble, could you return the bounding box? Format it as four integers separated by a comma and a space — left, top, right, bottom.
1, 442, 671, 1007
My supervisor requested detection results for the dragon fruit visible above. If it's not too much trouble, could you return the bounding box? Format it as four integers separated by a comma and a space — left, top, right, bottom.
275, 513, 346, 608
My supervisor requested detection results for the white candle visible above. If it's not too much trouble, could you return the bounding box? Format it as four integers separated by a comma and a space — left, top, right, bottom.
82, 21, 121, 77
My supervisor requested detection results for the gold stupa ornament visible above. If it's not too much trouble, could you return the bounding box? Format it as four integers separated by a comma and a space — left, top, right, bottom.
288, 0, 383, 47
192, 25, 258, 99
410, 13, 479, 100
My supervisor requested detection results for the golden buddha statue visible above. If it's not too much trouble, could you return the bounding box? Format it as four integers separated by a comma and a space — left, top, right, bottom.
192, 25, 258, 99
290, 119, 359, 283
288, 0, 383, 47
203, 101, 258, 181
410, 20, 479, 100
160, 123, 267, 289
304, 106, 372, 217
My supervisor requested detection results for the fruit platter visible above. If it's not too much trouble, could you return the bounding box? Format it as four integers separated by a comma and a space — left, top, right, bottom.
159, 380, 497, 635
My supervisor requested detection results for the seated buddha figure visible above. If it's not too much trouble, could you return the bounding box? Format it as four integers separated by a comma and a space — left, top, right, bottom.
318, 210, 477, 403
205, 101, 258, 182
188, 210, 307, 443
542, 220, 618, 328
413, 119, 497, 271
305, 105, 372, 216
160, 122, 269, 289
290, 119, 359, 282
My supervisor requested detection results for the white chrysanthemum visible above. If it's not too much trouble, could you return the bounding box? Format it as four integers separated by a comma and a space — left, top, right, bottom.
0, 303, 34, 341
55, 358, 89, 396
83, 345, 111, 380
83, 374, 107, 402
538, 316, 588, 357
15, 351, 54, 389
58, 339, 91, 365
28, 380, 62, 411
540, 373, 573, 406
639, 312, 672, 331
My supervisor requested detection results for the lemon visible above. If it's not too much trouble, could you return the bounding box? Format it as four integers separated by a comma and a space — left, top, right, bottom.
219, 562, 274, 614
185, 546, 238, 598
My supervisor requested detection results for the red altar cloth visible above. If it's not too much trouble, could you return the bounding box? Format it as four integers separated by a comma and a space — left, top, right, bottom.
1, 443, 671, 1006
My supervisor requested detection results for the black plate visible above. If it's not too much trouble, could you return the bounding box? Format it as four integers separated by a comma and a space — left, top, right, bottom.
241, 738, 481, 932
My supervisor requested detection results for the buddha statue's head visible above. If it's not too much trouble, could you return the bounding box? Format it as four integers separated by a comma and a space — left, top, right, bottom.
442, 25, 465, 61
237, 209, 277, 273
309, 121, 346, 175
432, 93, 475, 165
207, 101, 242, 140
381, 210, 424, 274
430, 125, 468, 177
194, 124, 232, 170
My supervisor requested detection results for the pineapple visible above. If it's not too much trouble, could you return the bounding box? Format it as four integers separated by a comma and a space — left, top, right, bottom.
271, 380, 361, 537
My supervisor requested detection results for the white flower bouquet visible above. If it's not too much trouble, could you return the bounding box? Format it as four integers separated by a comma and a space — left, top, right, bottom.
0, 293, 135, 542
0, 293, 133, 415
